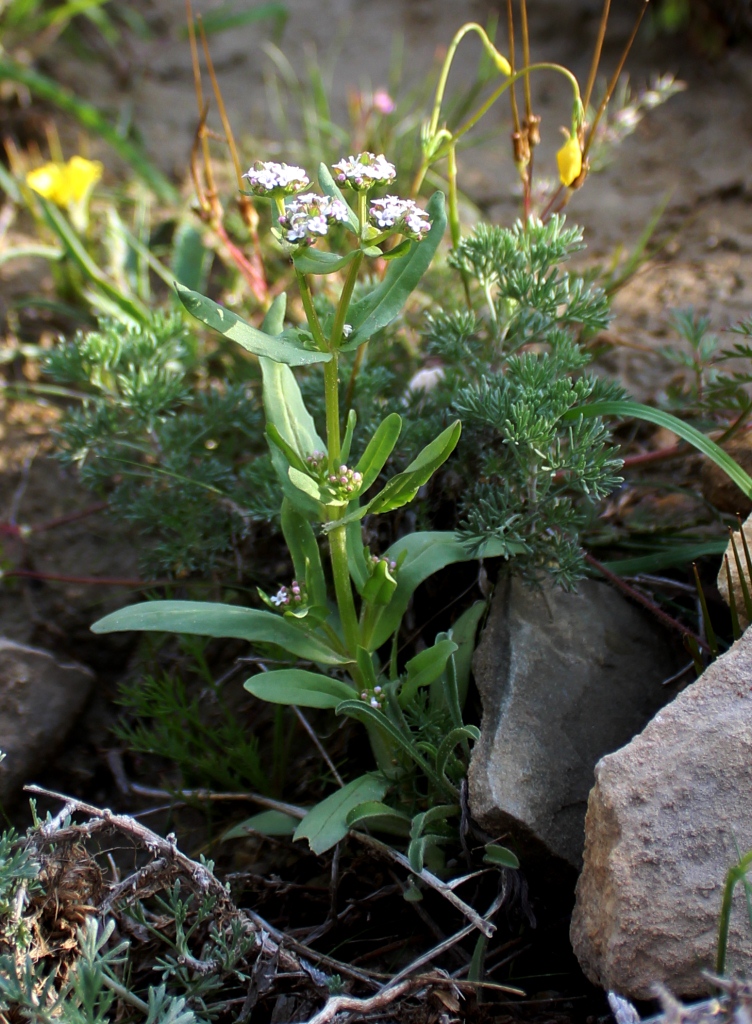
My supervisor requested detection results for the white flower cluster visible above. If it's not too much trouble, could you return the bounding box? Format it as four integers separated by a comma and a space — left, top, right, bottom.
278, 193, 350, 245
243, 161, 309, 196
360, 684, 383, 709
369, 196, 432, 239
332, 152, 396, 191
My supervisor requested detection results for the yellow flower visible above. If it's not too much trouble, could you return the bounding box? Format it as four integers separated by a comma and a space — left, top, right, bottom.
64, 156, 103, 202
556, 134, 582, 188
26, 156, 103, 206
492, 50, 512, 76
26, 162, 67, 204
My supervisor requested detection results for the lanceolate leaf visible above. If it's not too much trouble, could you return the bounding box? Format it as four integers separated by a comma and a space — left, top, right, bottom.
345, 801, 411, 835
244, 668, 355, 708
223, 810, 299, 840
294, 773, 388, 854
368, 533, 520, 650
176, 283, 331, 366
344, 190, 447, 347
400, 638, 458, 705
281, 500, 328, 608
261, 358, 325, 461
356, 413, 402, 491
368, 420, 461, 515
567, 400, 752, 498
293, 248, 359, 275
91, 601, 348, 665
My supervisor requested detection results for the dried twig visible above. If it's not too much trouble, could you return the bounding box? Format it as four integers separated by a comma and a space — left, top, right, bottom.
300, 978, 417, 1024
352, 832, 496, 938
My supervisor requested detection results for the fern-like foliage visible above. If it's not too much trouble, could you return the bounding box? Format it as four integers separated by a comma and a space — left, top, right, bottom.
45, 315, 280, 577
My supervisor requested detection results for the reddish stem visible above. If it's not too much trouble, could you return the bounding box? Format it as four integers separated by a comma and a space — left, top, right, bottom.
585, 552, 710, 652
621, 444, 684, 469
214, 221, 268, 305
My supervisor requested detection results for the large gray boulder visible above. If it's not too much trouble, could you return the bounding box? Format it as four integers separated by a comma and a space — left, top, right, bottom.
571, 632, 752, 999
0, 638, 94, 803
468, 577, 681, 869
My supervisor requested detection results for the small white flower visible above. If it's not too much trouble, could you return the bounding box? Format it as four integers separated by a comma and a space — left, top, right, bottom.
278, 193, 350, 245
342, 324, 353, 338
243, 161, 309, 197
369, 195, 432, 239
332, 152, 397, 191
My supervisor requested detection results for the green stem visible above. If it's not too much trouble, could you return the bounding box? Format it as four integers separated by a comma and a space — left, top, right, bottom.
295, 269, 328, 352
716, 851, 752, 975
428, 22, 507, 139
447, 143, 461, 249
436, 63, 581, 161
324, 356, 341, 472
330, 251, 364, 351
328, 516, 361, 657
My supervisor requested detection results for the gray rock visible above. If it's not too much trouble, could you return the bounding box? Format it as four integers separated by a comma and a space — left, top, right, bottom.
570, 632, 752, 1000
468, 578, 681, 869
0, 638, 94, 803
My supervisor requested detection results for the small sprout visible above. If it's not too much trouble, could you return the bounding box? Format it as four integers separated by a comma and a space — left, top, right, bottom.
242, 160, 309, 197
278, 193, 350, 245
332, 152, 397, 191
369, 196, 432, 239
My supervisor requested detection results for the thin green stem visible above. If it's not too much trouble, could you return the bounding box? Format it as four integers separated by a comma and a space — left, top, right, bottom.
295, 270, 328, 351
358, 191, 368, 231
716, 850, 752, 975
450, 63, 580, 151
447, 143, 461, 249
428, 22, 507, 139
519, 0, 532, 122
330, 251, 364, 350
343, 341, 368, 420
324, 356, 341, 472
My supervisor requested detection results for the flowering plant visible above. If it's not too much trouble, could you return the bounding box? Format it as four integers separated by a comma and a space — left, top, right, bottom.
92, 157, 513, 863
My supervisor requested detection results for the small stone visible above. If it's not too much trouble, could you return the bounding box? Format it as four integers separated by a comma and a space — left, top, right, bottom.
701, 436, 752, 516
0, 638, 94, 804
468, 577, 682, 869
570, 631, 752, 999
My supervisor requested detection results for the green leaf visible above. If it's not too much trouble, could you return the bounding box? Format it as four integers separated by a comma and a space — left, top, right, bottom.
262, 292, 287, 335
317, 163, 360, 233
344, 191, 446, 347
347, 518, 370, 594
244, 668, 355, 708
336, 700, 455, 798
566, 400, 752, 498
436, 726, 480, 783
91, 601, 348, 665
400, 638, 458, 705
381, 238, 412, 261
266, 424, 310, 473
176, 283, 331, 366
368, 533, 517, 651
447, 601, 487, 707
281, 500, 328, 608
171, 221, 211, 291
293, 248, 358, 275
355, 413, 402, 491
294, 774, 388, 854
599, 540, 728, 576
367, 421, 461, 515
483, 844, 520, 869
262, 358, 325, 461
223, 810, 299, 839
345, 801, 411, 836
361, 557, 398, 607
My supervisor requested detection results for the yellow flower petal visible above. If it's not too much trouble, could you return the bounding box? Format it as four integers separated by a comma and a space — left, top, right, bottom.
492, 51, 512, 76
64, 156, 103, 203
556, 135, 582, 188
26, 162, 67, 204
